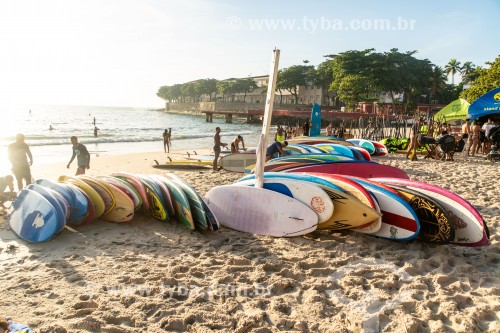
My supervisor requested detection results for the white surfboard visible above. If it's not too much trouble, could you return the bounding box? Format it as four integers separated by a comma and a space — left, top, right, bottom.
220, 153, 257, 173
204, 185, 318, 237
236, 178, 334, 223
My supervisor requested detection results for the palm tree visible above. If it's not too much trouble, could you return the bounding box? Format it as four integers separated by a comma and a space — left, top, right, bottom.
429, 66, 447, 103
444, 59, 462, 85
460, 61, 476, 84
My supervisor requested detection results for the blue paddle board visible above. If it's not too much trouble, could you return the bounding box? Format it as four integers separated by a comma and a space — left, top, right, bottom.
61, 183, 89, 226
8, 189, 63, 242
310, 103, 321, 136
35, 179, 74, 211
26, 184, 66, 230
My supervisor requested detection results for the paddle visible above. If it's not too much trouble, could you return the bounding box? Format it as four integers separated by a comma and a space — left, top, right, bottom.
255, 48, 280, 189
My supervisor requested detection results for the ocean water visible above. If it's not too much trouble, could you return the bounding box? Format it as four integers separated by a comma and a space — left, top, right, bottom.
0, 105, 263, 169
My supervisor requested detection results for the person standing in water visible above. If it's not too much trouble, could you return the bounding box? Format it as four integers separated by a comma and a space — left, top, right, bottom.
94, 126, 100, 137
213, 127, 227, 171
67, 136, 90, 175
163, 128, 172, 153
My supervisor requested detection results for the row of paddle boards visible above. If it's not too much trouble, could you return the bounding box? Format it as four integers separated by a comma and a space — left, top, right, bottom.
8, 173, 219, 243
204, 172, 489, 246
6, 169, 489, 247
153, 136, 388, 173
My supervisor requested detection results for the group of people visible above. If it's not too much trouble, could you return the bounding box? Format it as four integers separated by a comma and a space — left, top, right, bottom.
405, 117, 499, 161
461, 118, 498, 156
211, 126, 289, 171
1, 134, 91, 209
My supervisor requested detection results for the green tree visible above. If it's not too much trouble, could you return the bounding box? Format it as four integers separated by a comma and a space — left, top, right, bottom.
277, 65, 314, 104
460, 61, 477, 84
156, 86, 170, 102
180, 83, 197, 102
429, 66, 447, 103
336, 74, 367, 112
460, 56, 500, 102
329, 49, 378, 111
216, 81, 230, 102
445, 59, 462, 85
194, 79, 218, 102
313, 60, 335, 105
169, 84, 182, 102
234, 78, 258, 102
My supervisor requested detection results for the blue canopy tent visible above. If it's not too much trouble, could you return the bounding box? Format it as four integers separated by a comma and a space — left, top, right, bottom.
467, 87, 500, 121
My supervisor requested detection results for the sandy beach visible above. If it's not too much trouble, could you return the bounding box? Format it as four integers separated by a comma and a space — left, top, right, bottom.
0, 151, 498, 332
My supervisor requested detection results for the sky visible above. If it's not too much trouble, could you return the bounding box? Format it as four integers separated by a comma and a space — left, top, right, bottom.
0, 0, 498, 109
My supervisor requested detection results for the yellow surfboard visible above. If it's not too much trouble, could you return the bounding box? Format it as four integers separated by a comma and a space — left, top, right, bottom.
77, 176, 116, 216
316, 186, 381, 231
59, 175, 106, 218
80, 176, 134, 223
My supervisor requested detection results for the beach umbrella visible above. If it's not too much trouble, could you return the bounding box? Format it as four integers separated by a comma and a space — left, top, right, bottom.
433, 98, 470, 122
467, 87, 500, 121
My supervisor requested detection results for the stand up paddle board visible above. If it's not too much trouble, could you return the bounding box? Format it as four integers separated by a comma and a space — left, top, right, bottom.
205, 185, 318, 237
8, 189, 64, 242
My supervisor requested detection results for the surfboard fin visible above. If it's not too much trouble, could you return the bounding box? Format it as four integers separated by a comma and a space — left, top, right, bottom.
167, 156, 172, 162
154, 159, 160, 165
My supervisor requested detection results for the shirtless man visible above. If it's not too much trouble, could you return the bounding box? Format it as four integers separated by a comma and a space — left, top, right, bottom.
469, 120, 481, 156
213, 127, 227, 171
230, 135, 245, 154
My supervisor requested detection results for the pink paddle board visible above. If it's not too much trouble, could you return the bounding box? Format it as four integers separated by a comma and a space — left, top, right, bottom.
371, 178, 488, 247
283, 161, 410, 179
110, 172, 149, 211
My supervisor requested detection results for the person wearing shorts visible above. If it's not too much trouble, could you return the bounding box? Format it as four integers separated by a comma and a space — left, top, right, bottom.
8, 134, 33, 190
67, 136, 90, 175
213, 127, 227, 171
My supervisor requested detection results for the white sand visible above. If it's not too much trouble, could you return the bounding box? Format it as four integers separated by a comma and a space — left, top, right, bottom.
0, 151, 498, 332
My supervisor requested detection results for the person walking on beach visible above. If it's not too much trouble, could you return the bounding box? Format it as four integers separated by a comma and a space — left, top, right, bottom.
67, 136, 90, 175
8, 134, 33, 190
266, 140, 288, 161
230, 135, 246, 153
405, 118, 421, 160
213, 127, 227, 171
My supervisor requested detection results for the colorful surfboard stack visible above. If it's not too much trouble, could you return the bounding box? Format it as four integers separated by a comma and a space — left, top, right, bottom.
213, 172, 489, 246
7, 173, 217, 243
